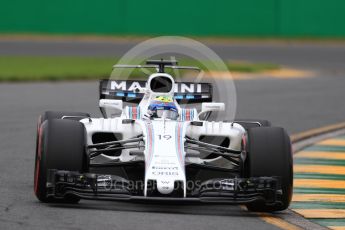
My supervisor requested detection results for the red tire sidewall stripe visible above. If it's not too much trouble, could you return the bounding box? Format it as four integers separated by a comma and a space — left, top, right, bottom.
34, 116, 43, 195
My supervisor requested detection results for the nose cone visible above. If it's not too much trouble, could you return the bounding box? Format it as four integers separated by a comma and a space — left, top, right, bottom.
157, 180, 175, 194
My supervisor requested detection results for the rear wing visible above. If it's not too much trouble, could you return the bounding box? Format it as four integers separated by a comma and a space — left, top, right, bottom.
99, 79, 212, 104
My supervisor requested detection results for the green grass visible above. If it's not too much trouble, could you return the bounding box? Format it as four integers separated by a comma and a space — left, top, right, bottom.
0, 56, 279, 82
0, 56, 116, 81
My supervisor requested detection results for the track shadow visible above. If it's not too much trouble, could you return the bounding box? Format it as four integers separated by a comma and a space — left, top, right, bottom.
46, 200, 260, 218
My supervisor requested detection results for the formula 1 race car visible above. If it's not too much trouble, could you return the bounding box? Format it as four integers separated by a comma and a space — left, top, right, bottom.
34, 60, 293, 212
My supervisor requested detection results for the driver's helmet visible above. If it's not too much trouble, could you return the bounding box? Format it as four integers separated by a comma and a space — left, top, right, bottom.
147, 96, 179, 120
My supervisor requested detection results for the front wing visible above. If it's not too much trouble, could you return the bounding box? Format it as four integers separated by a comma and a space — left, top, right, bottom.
46, 170, 283, 205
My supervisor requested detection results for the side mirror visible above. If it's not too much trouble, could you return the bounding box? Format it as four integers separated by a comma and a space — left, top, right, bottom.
198, 102, 225, 120
99, 99, 123, 117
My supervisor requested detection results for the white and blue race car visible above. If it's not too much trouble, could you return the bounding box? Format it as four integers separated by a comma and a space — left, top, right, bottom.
34, 60, 293, 212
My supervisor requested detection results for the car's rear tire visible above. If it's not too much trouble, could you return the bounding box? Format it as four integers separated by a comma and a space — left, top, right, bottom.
41, 111, 90, 122
235, 119, 271, 130
34, 119, 87, 203
244, 127, 293, 212
35, 111, 90, 152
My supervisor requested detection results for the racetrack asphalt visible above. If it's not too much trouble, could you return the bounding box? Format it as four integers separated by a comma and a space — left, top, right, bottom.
1, 39, 345, 229
1, 39, 345, 73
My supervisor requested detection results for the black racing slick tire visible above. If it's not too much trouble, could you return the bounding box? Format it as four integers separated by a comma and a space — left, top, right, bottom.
34, 119, 87, 203
35, 111, 90, 166
245, 127, 293, 212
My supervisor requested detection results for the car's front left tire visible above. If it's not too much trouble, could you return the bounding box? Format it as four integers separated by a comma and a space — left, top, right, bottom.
34, 119, 87, 203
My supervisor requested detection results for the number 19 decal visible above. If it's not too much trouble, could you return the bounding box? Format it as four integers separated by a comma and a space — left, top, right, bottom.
157, 134, 172, 140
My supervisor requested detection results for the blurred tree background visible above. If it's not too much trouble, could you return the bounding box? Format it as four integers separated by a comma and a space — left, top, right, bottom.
0, 0, 344, 38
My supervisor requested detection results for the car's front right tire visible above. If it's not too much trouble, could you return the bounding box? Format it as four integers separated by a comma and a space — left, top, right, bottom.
34, 119, 87, 203
244, 127, 293, 212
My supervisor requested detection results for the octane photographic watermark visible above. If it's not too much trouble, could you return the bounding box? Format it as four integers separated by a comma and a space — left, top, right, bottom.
98, 178, 247, 193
